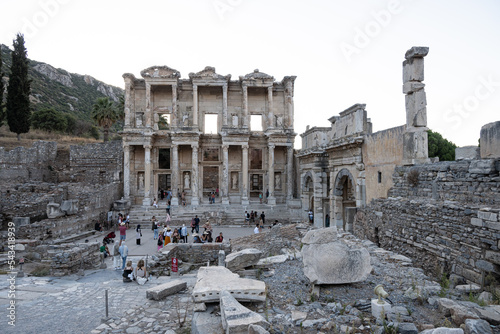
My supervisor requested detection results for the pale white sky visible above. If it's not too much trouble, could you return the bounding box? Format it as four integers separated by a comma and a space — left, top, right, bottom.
1, 0, 499, 148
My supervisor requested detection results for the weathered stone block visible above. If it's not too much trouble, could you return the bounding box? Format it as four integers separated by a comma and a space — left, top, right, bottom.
470, 218, 483, 227
464, 318, 493, 334
405, 46, 429, 59
484, 220, 500, 231
480, 121, 500, 159
469, 160, 496, 174
478, 211, 498, 222
220, 290, 269, 334
476, 260, 499, 273
13, 217, 30, 226
225, 248, 262, 271
60, 200, 78, 215
403, 130, 429, 162
146, 279, 187, 300
403, 57, 425, 82
485, 251, 500, 265
455, 146, 480, 160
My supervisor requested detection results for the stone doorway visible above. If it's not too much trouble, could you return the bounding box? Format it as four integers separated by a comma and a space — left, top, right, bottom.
157, 174, 171, 198
334, 168, 356, 231
203, 166, 219, 200
250, 174, 263, 198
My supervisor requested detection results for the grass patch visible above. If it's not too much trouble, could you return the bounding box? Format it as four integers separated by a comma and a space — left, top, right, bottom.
30, 264, 50, 277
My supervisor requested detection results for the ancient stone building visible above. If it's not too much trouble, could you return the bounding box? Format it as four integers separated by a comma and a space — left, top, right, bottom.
297, 47, 430, 229
121, 66, 297, 206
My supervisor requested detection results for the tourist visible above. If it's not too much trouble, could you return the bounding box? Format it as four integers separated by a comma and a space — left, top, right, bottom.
308, 210, 313, 223
166, 201, 171, 215
122, 260, 134, 283
95, 221, 103, 232
194, 215, 200, 233
152, 216, 159, 240
157, 233, 164, 251
152, 198, 158, 208
160, 189, 164, 200
259, 192, 263, 203
136, 225, 142, 245
172, 228, 180, 243
201, 231, 209, 243
260, 211, 266, 225
180, 224, 188, 243
164, 227, 172, 246
254, 223, 260, 234
119, 222, 127, 241
100, 242, 110, 258
181, 191, 186, 206
135, 259, 147, 285
215, 232, 223, 243
192, 233, 202, 243
203, 220, 212, 233
113, 240, 121, 270
211, 192, 216, 204
245, 211, 250, 225
250, 211, 255, 224
165, 212, 172, 225
119, 240, 129, 270
266, 189, 269, 202
125, 213, 130, 229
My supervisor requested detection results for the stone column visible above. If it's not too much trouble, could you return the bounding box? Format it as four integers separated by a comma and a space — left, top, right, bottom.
267, 144, 276, 205
241, 144, 249, 205
285, 80, 293, 128
222, 83, 228, 127
329, 169, 337, 232
193, 84, 198, 128
222, 144, 230, 205
145, 83, 152, 128
123, 143, 131, 199
286, 146, 293, 200
171, 84, 178, 128
124, 79, 132, 127
142, 145, 152, 206
171, 144, 179, 206
267, 86, 274, 129
191, 144, 199, 206
242, 84, 249, 128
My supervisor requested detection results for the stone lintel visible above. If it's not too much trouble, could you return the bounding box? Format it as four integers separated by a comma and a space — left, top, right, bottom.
146, 279, 187, 300
405, 46, 429, 59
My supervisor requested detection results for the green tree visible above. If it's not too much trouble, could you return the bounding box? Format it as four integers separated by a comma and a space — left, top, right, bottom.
91, 96, 118, 142
31, 108, 67, 133
6, 33, 31, 140
428, 130, 457, 161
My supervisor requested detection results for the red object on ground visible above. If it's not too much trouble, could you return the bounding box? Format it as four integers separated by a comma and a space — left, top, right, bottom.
171, 257, 178, 272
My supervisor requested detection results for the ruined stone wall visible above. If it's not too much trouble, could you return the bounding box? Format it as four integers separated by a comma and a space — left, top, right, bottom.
354, 159, 500, 284
0, 141, 57, 182
50, 242, 101, 276
363, 125, 405, 203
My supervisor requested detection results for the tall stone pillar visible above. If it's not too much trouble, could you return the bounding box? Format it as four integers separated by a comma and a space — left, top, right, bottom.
267, 144, 276, 205
286, 146, 293, 200
191, 144, 199, 206
329, 169, 337, 232
222, 144, 230, 205
242, 84, 249, 129
193, 84, 198, 128
267, 86, 274, 129
222, 83, 228, 127
171, 144, 179, 206
123, 78, 132, 127
241, 144, 249, 205
284, 80, 293, 129
402, 46, 430, 165
142, 145, 152, 206
123, 143, 131, 199
145, 83, 152, 128
171, 84, 178, 128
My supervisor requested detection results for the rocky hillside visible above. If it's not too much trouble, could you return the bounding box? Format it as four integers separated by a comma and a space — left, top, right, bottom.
0, 44, 123, 121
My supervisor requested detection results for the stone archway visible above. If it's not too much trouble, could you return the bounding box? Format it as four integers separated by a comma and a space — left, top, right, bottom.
333, 168, 356, 231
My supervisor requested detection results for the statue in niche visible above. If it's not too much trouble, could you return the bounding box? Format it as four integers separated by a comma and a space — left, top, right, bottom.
232, 115, 238, 127
184, 173, 190, 189
182, 113, 189, 126
275, 174, 281, 190
276, 115, 284, 128
232, 174, 238, 189
138, 173, 144, 190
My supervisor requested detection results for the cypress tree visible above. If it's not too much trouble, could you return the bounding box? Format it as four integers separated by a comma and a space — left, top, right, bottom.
6, 33, 31, 140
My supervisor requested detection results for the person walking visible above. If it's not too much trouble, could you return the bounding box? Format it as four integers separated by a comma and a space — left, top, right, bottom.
194, 215, 200, 233
166, 201, 171, 215
152, 216, 159, 240
113, 240, 121, 270
118, 240, 129, 270
260, 211, 266, 226
119, 222, 127, 241
136, 225, 142, 245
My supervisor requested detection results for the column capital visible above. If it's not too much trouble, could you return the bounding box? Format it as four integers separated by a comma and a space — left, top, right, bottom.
193, 84, 198, 90
191, 144, 198, 150
268, 143, 276, 150
171, 143, 178, 149
143, 144, 152, 150
222, 144, 229, 150
241, 144, 249, 150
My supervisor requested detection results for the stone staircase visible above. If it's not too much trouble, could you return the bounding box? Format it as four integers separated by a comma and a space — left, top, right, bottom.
125, 200, 304, 227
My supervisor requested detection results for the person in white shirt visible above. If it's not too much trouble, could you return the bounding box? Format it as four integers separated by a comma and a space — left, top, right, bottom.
254, 223, 260, 234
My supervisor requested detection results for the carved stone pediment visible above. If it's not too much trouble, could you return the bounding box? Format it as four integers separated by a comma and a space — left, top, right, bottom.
240, 69, 274, 81
141, 66, 180, 79
189, 66, 231, 81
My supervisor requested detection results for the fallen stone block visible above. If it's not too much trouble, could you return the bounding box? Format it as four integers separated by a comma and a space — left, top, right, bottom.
473, 305, 500, 325
192, 266, 265, 303
301, 228, 371, 284
191, 304, 223, 334
420, 328, 464, 334
455, 284, 481, 293
225, 248, 262, 271
248, 324, 270, 334
220, 290, 269, 334
397, 322, 418, 334
255, 254, 288, 266
450, 304, 480, 325
146, 279, 186, 300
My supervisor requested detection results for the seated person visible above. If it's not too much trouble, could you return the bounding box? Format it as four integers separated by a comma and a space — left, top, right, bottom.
99, 243, 110, 258
200, 231, 209, 243
135, 259, 148, 285
215, 232, 223, 243
192, 233, 202, 244
123, 261, 134, 282
95, 221, 102, 232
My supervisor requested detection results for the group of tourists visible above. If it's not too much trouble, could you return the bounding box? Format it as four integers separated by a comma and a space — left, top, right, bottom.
244, 210, 266, 226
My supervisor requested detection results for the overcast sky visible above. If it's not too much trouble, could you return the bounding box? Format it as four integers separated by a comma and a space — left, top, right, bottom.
1, 0, 499, 148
